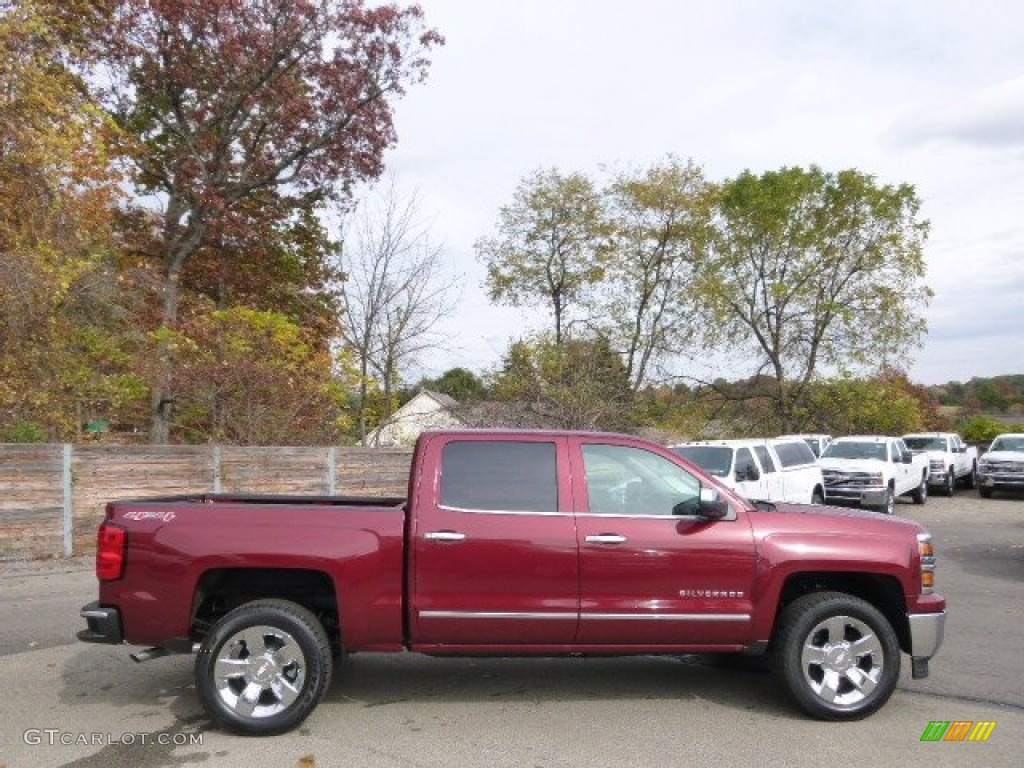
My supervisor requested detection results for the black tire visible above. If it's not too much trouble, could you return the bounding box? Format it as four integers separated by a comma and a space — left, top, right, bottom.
811, 488, 825, 505
911, 473, 928, 505
979, 485, 993, 498
772, 591, 900, 720
195, 599, 333, 736
873, 486, 895, 515
942, 469, 955, 497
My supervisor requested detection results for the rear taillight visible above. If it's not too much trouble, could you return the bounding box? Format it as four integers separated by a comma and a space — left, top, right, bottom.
96, 523, 126, 581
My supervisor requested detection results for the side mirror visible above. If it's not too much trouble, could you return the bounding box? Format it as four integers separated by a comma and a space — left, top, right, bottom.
901, 453, 914, 464
697, 487, 729, 520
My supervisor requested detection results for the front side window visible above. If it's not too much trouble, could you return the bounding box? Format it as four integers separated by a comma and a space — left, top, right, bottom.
440, 440, 558, 512
735, 447, 757, 479
583, 443, 702, 516
753, 445, 776, 473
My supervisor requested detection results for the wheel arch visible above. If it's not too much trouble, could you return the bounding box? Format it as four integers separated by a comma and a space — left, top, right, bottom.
771, 571, 910, 653
192, 567, 341, 654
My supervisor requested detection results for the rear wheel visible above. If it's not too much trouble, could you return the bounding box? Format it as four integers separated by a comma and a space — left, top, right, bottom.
963, 462, 977, 489
773, 592, 900, 720
195, 599, 333, 736
811, 488, 825, 505
911, 473, 928, 505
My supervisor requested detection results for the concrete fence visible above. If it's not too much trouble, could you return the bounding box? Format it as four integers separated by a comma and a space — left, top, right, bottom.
0, 444, 413, 560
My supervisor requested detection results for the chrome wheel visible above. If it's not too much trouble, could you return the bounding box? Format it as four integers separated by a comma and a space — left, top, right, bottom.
214, 625, 306, 719
799, 615, 883, 708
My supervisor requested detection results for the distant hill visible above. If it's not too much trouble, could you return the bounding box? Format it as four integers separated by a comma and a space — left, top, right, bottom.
928, 375, 1024, 416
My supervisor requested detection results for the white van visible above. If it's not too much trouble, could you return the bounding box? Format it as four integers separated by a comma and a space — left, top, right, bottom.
671, 438, 825, 504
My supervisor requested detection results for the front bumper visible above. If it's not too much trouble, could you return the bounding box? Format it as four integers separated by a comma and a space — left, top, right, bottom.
907, 610, 946, 678
78, 601, 123, 644
978, 472, 1024, 490
823, 485, 888, 506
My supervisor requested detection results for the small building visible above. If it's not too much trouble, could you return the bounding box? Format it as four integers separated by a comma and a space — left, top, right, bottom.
365, 390, 467, 447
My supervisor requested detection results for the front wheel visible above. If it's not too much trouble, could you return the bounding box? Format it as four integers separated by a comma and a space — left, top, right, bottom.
963, 462, 977, 489
942, 469, 955, 497
772, 592, 900, 720
811, 488, 825, 505
195, 599, 333, 736
873, 486, 895, 515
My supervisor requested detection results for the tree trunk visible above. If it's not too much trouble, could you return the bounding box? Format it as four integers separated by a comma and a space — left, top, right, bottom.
150, 267, 181, 444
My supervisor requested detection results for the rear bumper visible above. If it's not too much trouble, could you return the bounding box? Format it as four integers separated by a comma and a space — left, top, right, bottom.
78, 601, 123, 644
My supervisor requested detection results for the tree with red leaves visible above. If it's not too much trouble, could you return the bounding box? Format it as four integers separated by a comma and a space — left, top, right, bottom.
80, 0, 442, 441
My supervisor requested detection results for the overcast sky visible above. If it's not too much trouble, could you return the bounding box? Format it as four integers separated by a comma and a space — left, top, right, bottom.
373, 0, 1024, 386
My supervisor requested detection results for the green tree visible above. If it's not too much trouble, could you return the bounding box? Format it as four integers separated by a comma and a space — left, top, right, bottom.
414, 368, 488, 403
477, 168, 609, 344
600, 157, 716, 390
798, 372, 927, 436
489, 335, 634, 431
700, 166, 931, 431
958, 414, 1005, 443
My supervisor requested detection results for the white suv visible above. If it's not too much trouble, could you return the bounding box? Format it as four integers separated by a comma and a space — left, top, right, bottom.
671, 438, 825, 504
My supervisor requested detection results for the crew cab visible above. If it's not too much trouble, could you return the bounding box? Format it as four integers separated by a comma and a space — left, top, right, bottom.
818, 436, 930, 514
79, 429, 945, 735
977, 433, 1024, 498
901, 432, 979, 496
670, 438, 825, 504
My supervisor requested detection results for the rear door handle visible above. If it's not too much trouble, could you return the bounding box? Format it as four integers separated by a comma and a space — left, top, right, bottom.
585, 534, 627, 544
424, 531, 466, 542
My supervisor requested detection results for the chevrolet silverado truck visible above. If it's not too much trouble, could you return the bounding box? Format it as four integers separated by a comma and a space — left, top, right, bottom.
977, 432, 1024, 498
902, 432, 979, 496
818, 435, 930, 514
79, 429, 946, 735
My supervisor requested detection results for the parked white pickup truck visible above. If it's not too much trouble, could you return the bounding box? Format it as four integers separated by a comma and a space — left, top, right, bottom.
818, 436, 930, 514
670, 438, 825, 504
977, 433, 1024, 498
902, 432, 979, 496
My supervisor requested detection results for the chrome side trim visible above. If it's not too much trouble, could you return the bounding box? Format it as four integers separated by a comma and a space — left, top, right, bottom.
420, 611, 577, 620
580, 613, 750, 622
437, 505, 570, 517
419, 611, 750, 622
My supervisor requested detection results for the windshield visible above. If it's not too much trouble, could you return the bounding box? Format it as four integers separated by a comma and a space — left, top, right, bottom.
671, 445, 733, 477
802, 438, 822, 457
822, 441, 888, 461
903, 436, 947, 451
990, 436, 1024, 452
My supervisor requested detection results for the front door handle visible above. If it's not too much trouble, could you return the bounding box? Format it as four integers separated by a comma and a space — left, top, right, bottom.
424, 531, 466, 542
585, 534, 627, 544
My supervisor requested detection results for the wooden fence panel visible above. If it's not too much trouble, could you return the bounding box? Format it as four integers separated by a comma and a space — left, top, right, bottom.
0, 444, 413, 559
220, 447, 328, 495
336, 448, 412, 497
0, 445, 64, 559
71, 446, 212, 555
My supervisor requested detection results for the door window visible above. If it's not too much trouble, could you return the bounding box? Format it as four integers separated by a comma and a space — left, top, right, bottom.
753, 445, 776, 473
582, 444, 702, 517
440, 440, 558, 512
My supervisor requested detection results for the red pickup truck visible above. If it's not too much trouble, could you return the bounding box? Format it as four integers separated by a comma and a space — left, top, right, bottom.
79, 429, 946, 735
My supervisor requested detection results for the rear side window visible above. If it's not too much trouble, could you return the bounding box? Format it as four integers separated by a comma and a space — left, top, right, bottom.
774, 441, 817, 468
753, 445, 776, 473
440, 440, 558, 512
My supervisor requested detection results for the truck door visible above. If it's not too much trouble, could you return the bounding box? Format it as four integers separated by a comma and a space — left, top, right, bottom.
752, 444, 784, 501
409, 435, 579, 647
571, 438, 756, 647
733, 446, 768, 501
